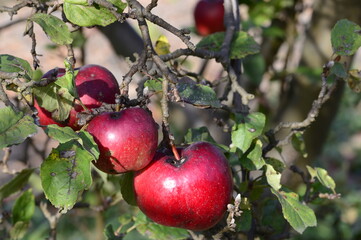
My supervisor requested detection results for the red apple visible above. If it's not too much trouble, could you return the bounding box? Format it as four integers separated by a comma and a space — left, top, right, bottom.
34, 64, 120, 130
134, 142, 233, 230
194, 0, 225, 36
86, 107, 158, 174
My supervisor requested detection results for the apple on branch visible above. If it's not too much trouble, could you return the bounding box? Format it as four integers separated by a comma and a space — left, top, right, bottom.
86, 107, 159, 174
134, 141, 233, 231
34, 64, 120, 130
194, 0, 225, 36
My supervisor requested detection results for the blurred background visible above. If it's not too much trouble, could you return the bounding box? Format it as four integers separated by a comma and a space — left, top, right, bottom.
1, 0, 361, 239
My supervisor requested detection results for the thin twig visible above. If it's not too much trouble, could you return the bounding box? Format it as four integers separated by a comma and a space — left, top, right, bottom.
1, 147, 12, 174
0, 82, 17, 110
40, 202, 62, 240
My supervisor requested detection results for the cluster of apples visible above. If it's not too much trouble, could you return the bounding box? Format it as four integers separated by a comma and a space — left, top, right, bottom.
35, 65, 233, 230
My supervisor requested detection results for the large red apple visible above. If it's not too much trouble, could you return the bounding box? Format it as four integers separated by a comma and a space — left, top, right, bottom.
86, 107, 158, 174
194, 0, 225, 36
134, 142, 233, 230
34, 64, 120, 130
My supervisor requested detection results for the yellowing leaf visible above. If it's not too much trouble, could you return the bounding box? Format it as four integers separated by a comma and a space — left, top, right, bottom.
155, 35, 171, 55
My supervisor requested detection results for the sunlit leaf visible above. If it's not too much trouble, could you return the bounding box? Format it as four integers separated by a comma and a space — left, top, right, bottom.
271, 188, 317, 234
31, 13, 73, 45
33, 83, 74, 122
0, 107, 37, 148
231, 112, 266, 153
144, 79, 163, 92
63, 0, 127, 27
306, 166, 336, 193
10, 221, 29, 240
331, 19, 361, 56
45, 124, 79, 143
240, 139, 265, 170
265, 164, 281, 191
0, 169, 34, 201
0, 54, 33, 80
12, 189, 35, 224
40, 141, 94, 212
133, 211, 189, 240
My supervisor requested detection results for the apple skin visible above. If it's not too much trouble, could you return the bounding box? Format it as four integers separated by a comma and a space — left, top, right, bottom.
134, 142, 233, 231
194, 0, 225, 36
86, 107, 159, 174
34, 64, 120, 130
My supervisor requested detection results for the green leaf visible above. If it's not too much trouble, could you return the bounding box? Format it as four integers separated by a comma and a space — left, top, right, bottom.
291, 132, 308, 158
12, 189, 35, 224
330, 62, 348, 79
265, 164, 281, 191
10, 221, 29, 240
243, 54, 266, 86
197, 31, 260, 59
40, 141, 94, 212
104, 224, 123, 240
0, 169, 34, 201
236, 209, 252, 232
271, 188, 317, 234
134, 212, 189, 240
331, 19, 361, 56
45, 124, 79, 143
77, 130, 100, 160
240, 139, 265, 170
63, 0, 127, 27
184, 126, 216, 144
64, 0, 88, 4
144, 79, 163, 92
0, 107, 38, 148
120, 172, 137, 206
56, 68, 78, 98
176, 78, 221, 108
306, 166, 336, 193
0, 54, 33, 80
265, 157, 285, 173
30, 13, 73, 45
33, 82, 74, 122
261, 198, 287, 233
231, 112, 266, 153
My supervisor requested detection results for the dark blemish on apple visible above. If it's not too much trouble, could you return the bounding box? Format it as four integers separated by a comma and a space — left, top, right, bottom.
110, 112, 121, 119
50, 172, 56, 177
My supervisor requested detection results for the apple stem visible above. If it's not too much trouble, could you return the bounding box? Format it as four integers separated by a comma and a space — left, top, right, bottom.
77, 98, 89, 111
171, 144, 181, 161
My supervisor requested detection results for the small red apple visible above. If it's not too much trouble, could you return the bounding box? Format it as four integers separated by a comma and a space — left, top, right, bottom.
194, 0, 225, 36
86, 107, 158, 174
34, 64, 120, 130
134, 142, 233, 231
